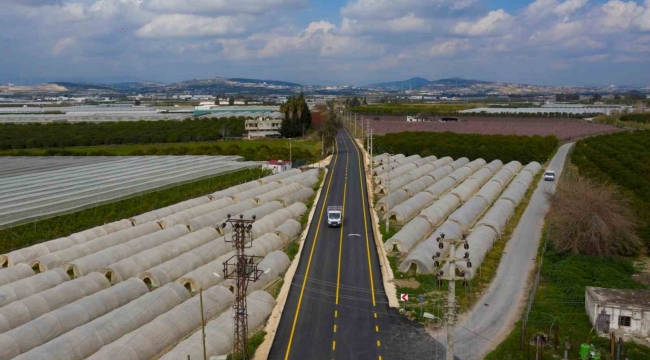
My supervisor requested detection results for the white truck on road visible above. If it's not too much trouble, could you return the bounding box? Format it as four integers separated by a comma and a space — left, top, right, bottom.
327, 206, 342, 227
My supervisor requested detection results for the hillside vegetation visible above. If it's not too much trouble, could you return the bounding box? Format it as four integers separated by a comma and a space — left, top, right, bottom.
0, 117, 245, 150
373, 132, 558, 164
571, 130, 650, 248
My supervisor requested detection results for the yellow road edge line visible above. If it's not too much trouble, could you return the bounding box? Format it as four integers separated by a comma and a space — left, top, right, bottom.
335, 140, 349, 305
346, 128, 377, 307
284, 139, 340, 360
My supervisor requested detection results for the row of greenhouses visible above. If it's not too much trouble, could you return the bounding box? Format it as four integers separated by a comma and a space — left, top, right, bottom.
0, 167, 318, 360
372, 153, 541, 278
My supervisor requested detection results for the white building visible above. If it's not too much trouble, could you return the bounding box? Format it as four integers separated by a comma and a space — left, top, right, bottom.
264, 160, 292, 173
245, 115, 283, 139
586, 287, 650, 337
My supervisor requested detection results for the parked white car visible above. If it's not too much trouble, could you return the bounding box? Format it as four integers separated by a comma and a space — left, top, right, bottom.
544, 170, 556, 181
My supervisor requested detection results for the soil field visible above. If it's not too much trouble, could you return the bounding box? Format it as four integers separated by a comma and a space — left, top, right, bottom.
364, 116, 620, 140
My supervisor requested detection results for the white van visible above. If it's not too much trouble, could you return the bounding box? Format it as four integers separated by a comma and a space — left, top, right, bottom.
327, 206, 342, 227
544, 170, 556, 181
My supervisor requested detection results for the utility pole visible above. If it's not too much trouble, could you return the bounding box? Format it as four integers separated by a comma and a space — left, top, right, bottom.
382, 157, 393, 229
289, 138, 292, 168
221, 214, 264, 360
435, 233, 471, 360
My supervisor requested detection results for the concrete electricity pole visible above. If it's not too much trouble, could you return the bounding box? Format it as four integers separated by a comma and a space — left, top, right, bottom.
382, 157, 394, 229
221, 214, 264, 360
435, 233, 471, 360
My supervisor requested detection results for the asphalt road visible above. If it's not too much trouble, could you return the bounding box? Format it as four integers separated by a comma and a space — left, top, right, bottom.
450, 142, 575, 360
269, 130, 446, 360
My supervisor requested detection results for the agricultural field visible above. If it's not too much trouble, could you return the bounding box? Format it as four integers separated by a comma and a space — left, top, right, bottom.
0, 138, 323, 164
365, 116, 620, 140
571, 130, 650, 248
373, 131, 558, 164
350, 103, 476, 115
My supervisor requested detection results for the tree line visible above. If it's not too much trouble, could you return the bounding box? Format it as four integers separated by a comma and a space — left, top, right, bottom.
279, 94, 312, 138
0, 117, 245, 150
373, 132, 558, 164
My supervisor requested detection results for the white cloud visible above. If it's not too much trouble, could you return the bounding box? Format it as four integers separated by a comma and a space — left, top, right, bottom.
144, 0, 307, 14
600, 0, 644, 28
454, 9, 513, 36
136, 14, 253, 38
52, 36, 76, 55
429, 39, 471, 57
524, 0, 588, 19
577, 53, 609, 61
341, 0, 476, 20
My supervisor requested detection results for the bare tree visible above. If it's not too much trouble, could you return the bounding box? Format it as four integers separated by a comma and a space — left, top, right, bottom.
546, 175, 642, 257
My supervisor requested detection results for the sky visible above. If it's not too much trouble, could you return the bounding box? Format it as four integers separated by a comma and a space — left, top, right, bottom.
1, 0, 650, 86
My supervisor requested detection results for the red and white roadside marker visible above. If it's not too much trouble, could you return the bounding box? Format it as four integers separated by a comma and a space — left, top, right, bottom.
400, 293, 408, 302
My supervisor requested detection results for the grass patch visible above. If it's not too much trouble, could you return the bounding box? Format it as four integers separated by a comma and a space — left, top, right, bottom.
227, 330, 267, 360
486, 241, 650, 360
285, 242, 300, 262
0, 138, 323, 164
267, 278, 284, 299
0, 168, 268, 254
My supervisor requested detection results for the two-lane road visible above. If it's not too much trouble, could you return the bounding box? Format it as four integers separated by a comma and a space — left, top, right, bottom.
269, 130, 388, 360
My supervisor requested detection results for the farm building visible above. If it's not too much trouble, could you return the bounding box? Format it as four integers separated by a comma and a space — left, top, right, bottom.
264, 160, 293, 173
585, 286, 650, 337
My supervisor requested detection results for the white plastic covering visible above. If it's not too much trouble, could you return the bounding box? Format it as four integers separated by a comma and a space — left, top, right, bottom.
219, 201, 285, 235
388, 192, 436, 224
251, 202, 307, 238
86, 286, 234, 360
476, 199, 515, 236
224, 251, 290, 293
274, 219, 303, 243
157, 197, 235, 228
159, 291, 276, 360
372, 155, 406, 176
501, 182, 530, 206
375, 174, 414, 195
139, 233, 235, 288
447, 197, 489, 229
254, 183, 303, 204
0, 268, 69, 308
490, 161, 523, 186
407, 164, 437, 181
278, 187, 315, 206
129, 197, 211, 225
178, 233, 284, 293
231, 182, 282, 203
0, 219, 131, 267
277, 169, 319, 185
396, 154, 422, 166
0, 264, 34, 286
372, 153, 389, 166
398, 221, 464, 274
375, 163, 417, 185
211, 179, 261, 200
0, 278, 148, 360
375, 190, 409, 213
428, 165, 454, 182
418, 194, 461, 226
258, 169, 302, 184
187, 199, 257, 232
66, 225, 190, 278
447, 166, 475, 183
475, 182, 504, 203
424, 177, 459, 200
413, 155, 438, 168
30, 222, 161, 272
456, 226, 500, 279
0, 272, 109, 333
13, 282, 191, 360
384, 217, 432, 253
401, 175, 436, 197
522, 161, 542, 176
102, 227, 221, 284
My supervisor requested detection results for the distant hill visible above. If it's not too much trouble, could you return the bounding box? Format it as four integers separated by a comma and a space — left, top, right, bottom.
110, 82, 166, 92
48, 82, 117, 92
228, 78, 302, 87
368, 77, 430, 89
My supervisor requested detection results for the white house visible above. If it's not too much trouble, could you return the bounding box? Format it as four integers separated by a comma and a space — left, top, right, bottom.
245, 115, 282, 139
585, 287, 650, 337
264, 160, 292, 174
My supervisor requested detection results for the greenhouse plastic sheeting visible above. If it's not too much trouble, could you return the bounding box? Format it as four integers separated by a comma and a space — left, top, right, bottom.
428, 164, 454, 182
0, 268, 69, 308
66, 225, 190, 278
375, 163, 417, 185
294, 175, 319, 189
522, 161, 542, 176
219, 202, 285, 235
0, 219, 131, 267
254, 183, 303, 204
0, 272, 109, 334
418, 194, 461, 226
388, 192, 436, 224
129, 197, 211, 225
398, 221, 464, 274
277, 169, 319, 185
490, 161, 522, 186
372, 153, 389, 166
384, 217, 432, 253
187, 199, 257, 232
0, 278, 148, 360
447, 197, 489, 230
395, 154, 422, 166
0, 264, 34, 286
223, 250, 290, 293
375, 190, 409, 213
425, 177, 463, 199
86, 286, 234, 360
231, 182, 282, 203
13, 282, 190, 360
407, 164, 437, 181
258, 169, 303, 184
476, 199, 515, 236
401, 176, 436, 197
211, 179, 261, 200
447, 166, 475, 183
375, 174, 414, 195
102, 227, 221, 284
500, 182, 529, 206
157, 197, 235, 228
454, 226, 499, 279
274, 219, 303, 243
159, 290, 276, 360
412, 155, 439, 168
278, 187, 314, 207
475, 182, 505, 204
178, 233, 284, 293
251, 202, 306, 239
30, 222, 161, 272
139, 233, 235, 289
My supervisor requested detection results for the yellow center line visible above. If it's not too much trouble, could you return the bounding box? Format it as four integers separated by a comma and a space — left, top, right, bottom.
375, 325, 379, 332
332, 341, 336, 350
335, 140, 349, 305
335, 310, 338, 318
377, 340, 381, 347
283, 139, 340, 360
334, 325, 337, 333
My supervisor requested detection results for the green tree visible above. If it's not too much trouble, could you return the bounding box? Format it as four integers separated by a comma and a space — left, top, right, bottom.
228, 96, 235, 105
279, 94, 312, 138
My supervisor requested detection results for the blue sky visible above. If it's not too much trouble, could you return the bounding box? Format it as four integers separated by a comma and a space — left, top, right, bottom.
1, 0, 650, 86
